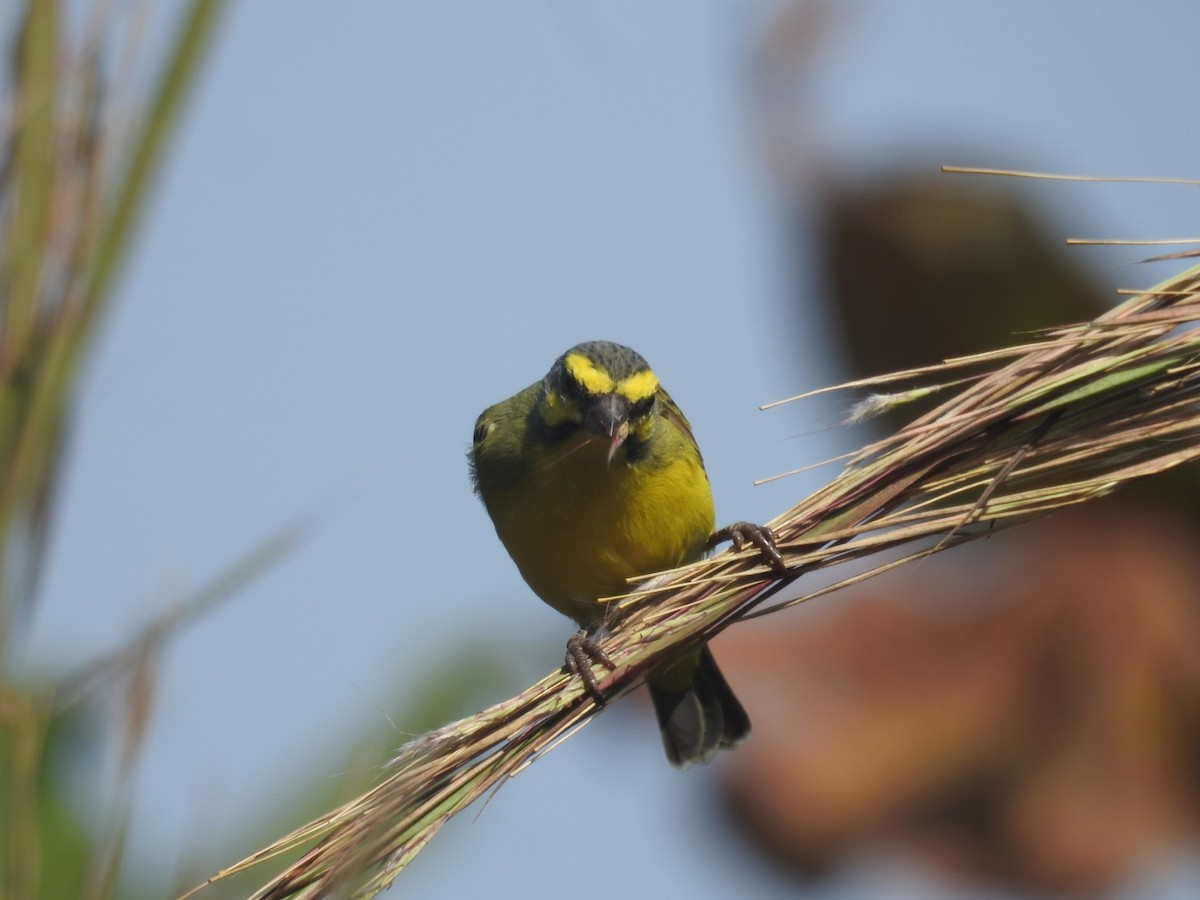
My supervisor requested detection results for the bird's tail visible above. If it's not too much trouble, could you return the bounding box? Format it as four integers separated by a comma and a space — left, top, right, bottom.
648, 645, 750, 770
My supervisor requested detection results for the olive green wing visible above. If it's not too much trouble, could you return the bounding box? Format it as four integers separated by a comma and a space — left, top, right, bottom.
469, 381, 540, 500
656, 386, 706, 471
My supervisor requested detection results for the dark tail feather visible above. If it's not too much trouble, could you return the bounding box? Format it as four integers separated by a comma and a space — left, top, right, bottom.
648, 646, 751, 770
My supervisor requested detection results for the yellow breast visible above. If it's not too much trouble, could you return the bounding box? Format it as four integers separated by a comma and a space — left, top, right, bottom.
488, 430, 715, 625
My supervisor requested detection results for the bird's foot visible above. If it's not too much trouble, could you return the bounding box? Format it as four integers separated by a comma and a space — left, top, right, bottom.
565, 629, 616, 704
708, 521, 787, 575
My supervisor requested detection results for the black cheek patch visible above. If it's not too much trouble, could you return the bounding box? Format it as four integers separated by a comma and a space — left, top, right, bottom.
623, 437, 651, 463
629, 396, 655, 419
529, 407, 580, 447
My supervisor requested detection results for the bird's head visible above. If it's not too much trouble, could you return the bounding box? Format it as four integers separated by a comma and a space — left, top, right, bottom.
537, 341, 660, 464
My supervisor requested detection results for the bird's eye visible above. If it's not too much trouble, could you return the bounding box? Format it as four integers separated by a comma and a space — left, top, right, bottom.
629, 395, 655, 419
473, 417, 494, 445
559, 374, 586, 403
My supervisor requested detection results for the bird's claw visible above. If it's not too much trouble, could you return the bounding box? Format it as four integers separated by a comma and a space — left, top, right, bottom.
708, 521, 787, 575
565, 629, 616, 704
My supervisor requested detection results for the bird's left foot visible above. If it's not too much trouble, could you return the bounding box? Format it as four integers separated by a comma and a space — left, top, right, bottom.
708, 521, 787, 575
565, 629, 616, 704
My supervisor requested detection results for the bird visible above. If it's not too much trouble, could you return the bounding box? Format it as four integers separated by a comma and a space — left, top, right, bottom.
469, 339, 780, 768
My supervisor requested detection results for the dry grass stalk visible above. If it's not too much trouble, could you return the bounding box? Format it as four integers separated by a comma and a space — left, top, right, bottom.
191, 262, 1200, 899
2, 4, 230, 897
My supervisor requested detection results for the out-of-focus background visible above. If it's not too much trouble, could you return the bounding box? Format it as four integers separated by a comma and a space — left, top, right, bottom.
5, 2, 1200, 898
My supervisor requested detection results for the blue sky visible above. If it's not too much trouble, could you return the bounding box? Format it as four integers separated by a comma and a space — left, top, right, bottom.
23, 2, 1200, 897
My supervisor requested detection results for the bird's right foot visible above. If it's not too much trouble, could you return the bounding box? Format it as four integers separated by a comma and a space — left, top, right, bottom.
708, 521, 787, 574
565, 629, 616, 704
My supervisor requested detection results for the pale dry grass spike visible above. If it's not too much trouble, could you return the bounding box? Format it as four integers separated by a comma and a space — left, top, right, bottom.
186, 258, 1200, 898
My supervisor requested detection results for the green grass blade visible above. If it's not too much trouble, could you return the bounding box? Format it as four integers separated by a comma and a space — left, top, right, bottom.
1, 0, 58, 371
80, 0, 229, 321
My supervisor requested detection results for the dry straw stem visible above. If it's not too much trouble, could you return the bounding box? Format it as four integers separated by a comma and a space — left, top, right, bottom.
0, 0, 229, 664
2, 5, 230, 899
191, 261, 1200, 899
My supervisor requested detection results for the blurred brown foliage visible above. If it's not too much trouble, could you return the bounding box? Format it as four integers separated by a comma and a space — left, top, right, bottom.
717, 175, 1200, 893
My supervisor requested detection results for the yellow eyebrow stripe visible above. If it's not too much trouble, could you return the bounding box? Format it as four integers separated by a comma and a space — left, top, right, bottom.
565, 353, 660, 402
616, 369, 659, 403
564, 353, 616, 395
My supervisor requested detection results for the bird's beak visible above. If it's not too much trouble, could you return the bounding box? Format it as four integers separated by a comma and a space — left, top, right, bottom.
584, 393, 631, 465
607, 420, 630, 465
